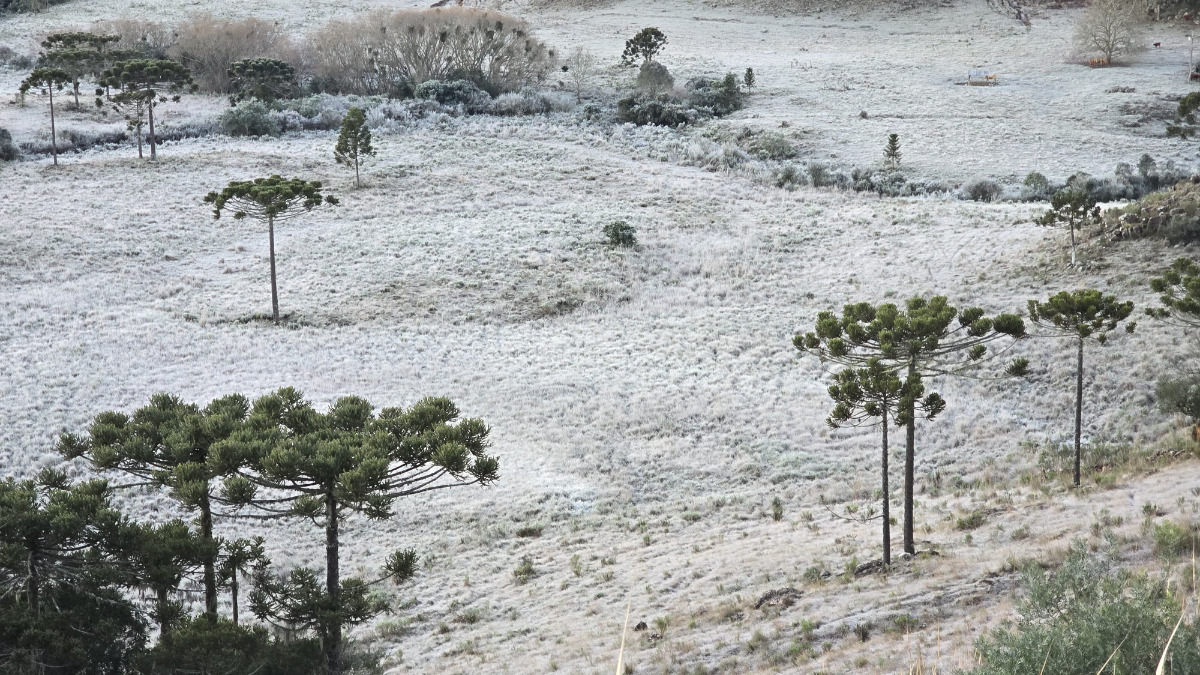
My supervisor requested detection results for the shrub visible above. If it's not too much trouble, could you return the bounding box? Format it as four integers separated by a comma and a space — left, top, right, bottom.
955, 511, 987, 531
512, 555, 537, 585
1023, 171, 1050, 194
414, 79, 490, 108
1157, 374, 1200, 428
1106, 179, 1200, 244
0, 128, 17, 161
808, 163, 831, 188
1152, 521, 1197, 559
169, 14, 287, 93
686, 73, 744, 117
775, 163, 806, 190
636, 60, 674, 95
220, 100, 280, 137
604, 220, 637, 247
971, 540, 1200, 674
616, 94, 693, 127
745, 131, 796, 160
305, 8, 556, 97
489, 89, 572, 116
0, 46, 34, 69
962, 178, 1001, 202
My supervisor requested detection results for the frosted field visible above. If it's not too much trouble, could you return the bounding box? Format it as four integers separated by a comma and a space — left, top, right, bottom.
2, 0, 1199, 672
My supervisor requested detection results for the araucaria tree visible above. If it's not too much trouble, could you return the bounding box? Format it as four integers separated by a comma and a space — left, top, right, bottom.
19, 68, 72, 166
883, 133, 901, 169
743, 67, 755, 92
1074, 0, 1146, 63
58, 392, 254, 624
1028, 290, 1134, 486
228, 58, 299, 104
222, 388, 499, 675
334, 107, 374, 188
98, 59, 195, 160
1037, 187, 1101, 266
825, 358, 944, 564
1148, 257, 1200, 329
622, 27, 667, 66
39, 32, 118, 108
796, 297, 1027, 555
204, 177, 339, 323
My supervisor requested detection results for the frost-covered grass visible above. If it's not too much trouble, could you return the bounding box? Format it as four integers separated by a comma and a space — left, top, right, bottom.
2, 0, 1200, 673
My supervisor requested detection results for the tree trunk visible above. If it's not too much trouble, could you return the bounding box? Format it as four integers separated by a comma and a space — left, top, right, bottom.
1069, 221, 1077, 266
200, 494, 218, 623
136, 121, 143, 159
354, 156, 361, 188
157, 587, 171, 636
231, 569, 239, 626
903, 361, 916, 556
268, 214, 280, 324
881, 412, 891, 565
27, 549, 39, 618
1074, 337, 1085, 487
325, 494, 342, 675
48, 87, 58, 167
72, 80, 80, 108
147, 96, 156, 160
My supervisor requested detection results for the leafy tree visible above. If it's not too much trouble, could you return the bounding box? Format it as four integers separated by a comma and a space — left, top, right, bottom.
203, 177, 339, 323
1037, 187, 1101, 267
1027, 290, 1134, 486
622, 27, 667, 66
796, 297, 1027, 554
59, 392, 254, 623
39, 32, 118, 108
1167, 92, 1200, 139
1148, 257, 1200, 328
0, 470, 146, 673
883, 133, 901, 169
131, 519, 205, 636
334, 107, 374, 188
98, 59, 196, 160
743, 67, 755, 92
18, 68, 72, 166
135, 616, 325, 675
221, 388, 499, 675
228, 58, 300, 104
825, 358, 943, 564
219, 536, 267, 626
563, 47, 597, 103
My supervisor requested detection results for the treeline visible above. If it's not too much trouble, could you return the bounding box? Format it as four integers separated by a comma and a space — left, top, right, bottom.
1, 388, 498, 675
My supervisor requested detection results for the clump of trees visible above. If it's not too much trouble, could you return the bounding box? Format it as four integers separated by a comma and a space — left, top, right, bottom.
98, 59, 196, 160
2, 389, 499, 675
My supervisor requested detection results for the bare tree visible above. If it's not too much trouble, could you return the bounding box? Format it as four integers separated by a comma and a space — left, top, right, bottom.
1075, 0, 1147, 63
563, 46, 597, 103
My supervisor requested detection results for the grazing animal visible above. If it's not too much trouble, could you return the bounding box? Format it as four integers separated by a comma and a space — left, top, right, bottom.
634, 621, 647, 631
1154, 42, 1162, 48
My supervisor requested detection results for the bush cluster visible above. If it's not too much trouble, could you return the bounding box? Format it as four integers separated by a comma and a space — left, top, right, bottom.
0, 127, 18, 161
220, 100, 281, 137
1106, 178, 1200, 244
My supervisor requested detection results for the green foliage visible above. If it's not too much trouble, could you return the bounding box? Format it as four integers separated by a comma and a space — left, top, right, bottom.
413, 79, 489, 107
686, 73, 745, 117
19, 67, 71, 95
955, 511, 987, 531
971, 541, 1200, 674
771, 496, 783, 522
334, 107, 374, 187
220, 100, 280, 137
1152, 521, 1197, 559
0, 128, 18, 162
133, 616, 324, 675
1037, 187, 1101, 264
228, 58, 299, 104
512, 555, 537, 585
1107, 181, 1200, 245
1024, 171, 1050, 194
963, 178, 1001, 202
98, 59, 196, 159
1166, 91, 1200, 139
205, 175, 337, 222
743, 67, 755, 90
1027, 290, 1135, 343
622, 27, 667, 66
616, 94, 694, 127
883, 133, 901, 168
604, 220, 637, 247
1157, 374, 1200, 425
1148, 257, 1200, 328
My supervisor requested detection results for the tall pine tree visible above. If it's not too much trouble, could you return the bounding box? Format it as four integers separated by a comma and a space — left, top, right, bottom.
334, 107, 374, 188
